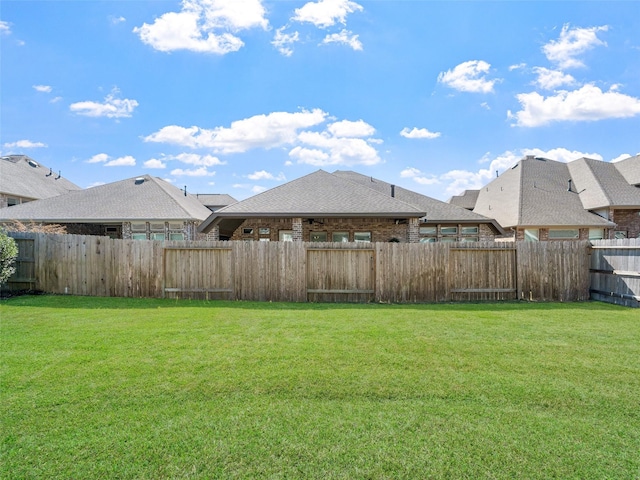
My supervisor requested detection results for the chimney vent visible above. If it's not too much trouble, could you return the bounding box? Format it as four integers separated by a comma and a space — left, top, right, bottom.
391, 185, 395, 198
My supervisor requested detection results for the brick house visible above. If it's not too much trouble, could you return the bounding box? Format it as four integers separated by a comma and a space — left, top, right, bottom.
0, 174, 215, 240
0, 154, 80, 208
464, 155, 640, 241
198, 170, 504, 242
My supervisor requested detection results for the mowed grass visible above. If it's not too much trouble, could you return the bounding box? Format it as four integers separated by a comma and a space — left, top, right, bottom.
1, 296, 639, 479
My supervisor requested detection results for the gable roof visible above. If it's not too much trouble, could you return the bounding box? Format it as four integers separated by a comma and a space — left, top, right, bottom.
613, 154, 640, 186
473, 156, 614, 229
568, 157, 640, 209
0, 155, 81, 200
194, 194, 237, 211
332, 171, 503, 231
448, 189, 479, 210
199, 170, 426, 234
0, 175, 213, 223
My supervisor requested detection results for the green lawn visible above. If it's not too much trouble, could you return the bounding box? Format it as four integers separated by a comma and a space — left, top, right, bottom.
1, 296, 639, 479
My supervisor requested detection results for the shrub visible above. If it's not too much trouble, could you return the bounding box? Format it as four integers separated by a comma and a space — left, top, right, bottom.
0, 229, 19, 285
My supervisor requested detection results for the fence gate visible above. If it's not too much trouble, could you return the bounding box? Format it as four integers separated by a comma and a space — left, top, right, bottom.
163, 246, 234, 300
449, 246, 517, 301
5, 237, 36, 291
306, 248, 375, 302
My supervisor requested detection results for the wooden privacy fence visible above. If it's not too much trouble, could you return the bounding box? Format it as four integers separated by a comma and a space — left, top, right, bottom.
4, 232, 595, 303
590, 238, 640, 308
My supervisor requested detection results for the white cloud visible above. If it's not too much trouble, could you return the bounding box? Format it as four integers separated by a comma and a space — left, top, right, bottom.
294, 131, 380, 166
70, 88, 138, 118
293, 0, 363, 28
109, 15, 126, 24
33, 85, 52, 93
399, 167, 439, 186
86, 153, 110, 164
438, 60, 499, 93
50, 96, 63, 104
170, 167, 216, 176
533, 67, 576, 90
145, 109, 328, 153
440, 148, 603, 197
328, 119, 374, 137
247, 170, 286, 181
272, 27, 299, 56
0, 20, 11, 35
3, 139, 47, 149
611, 153, 632, 163
144, 158, 167, 169
105, 155, 136, 167
400, 127, 441, 139
321, 29, 362, 50
173, 153, 224, 166
509, 84, 640, 127
87, 181, 106, 188
509, 63, 527, 71
133, 0, 268, 54
542, 24, 608, 69
252, 185, 267, 194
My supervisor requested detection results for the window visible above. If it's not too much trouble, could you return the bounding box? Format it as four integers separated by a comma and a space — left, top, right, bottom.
548, 229, 579, 239
420, 237, 436, 243
7, 197, 18, 207
242, 228, 254, 235
441, 226, 458, 235
151, 233, 165, 241
354, 232, 371, 243
524, 229, 539, 242
169, 222, 183, 230
440, 237, 457, 243
150, 223, 164, 232
589, 229, 604, 241
131, 223, 146, 232
310, 232, 327, 242
132, 233, 147, 240
614, 231, 627, 239
169, 233, 184, 241
419, 226, 437, 235
105, 227, 119, 239
460, 237, 479, 242
332, 232, 349, 243
461, 226, 479, 235
259, 228, 270, 235
279, 230, 293, 242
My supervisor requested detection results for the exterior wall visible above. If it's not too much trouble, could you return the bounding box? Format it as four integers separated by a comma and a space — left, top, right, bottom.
0, 194, 35, 209
229, 217, 415, 242
609, 208, 640, 239
515, 227, 601, 241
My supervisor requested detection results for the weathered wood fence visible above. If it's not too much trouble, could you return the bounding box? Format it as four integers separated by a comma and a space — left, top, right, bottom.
4, 232, 598, 303
590, 238, 640, 308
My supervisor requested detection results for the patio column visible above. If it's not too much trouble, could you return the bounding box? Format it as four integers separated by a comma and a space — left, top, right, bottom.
407, 217, 420, 243
292, 217, 303, 242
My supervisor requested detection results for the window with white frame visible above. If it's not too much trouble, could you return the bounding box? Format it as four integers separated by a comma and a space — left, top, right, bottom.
589, 228, 604, 241
524, 229, 539, 242
614, 231, 627, 239
131, 233, 147, 240
169, 232, 184, 241
151, 233, 165, 241
419, 226, 437, 235
441, 226, 458, 235
548, 229, 579, 239
332, 232, 349, 242
461, 226, 479, 235
310, 232, 327, 242
131, 223, 146, 232
279, 230, 293, 242
354, 232, 371, 243
420, 237, 436, 243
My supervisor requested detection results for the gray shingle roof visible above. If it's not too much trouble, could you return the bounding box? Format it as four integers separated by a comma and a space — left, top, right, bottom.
473, 157, 614, 228
194, 194, 237, 211
613, 154, 640, 186
0, 175, 213, 222
199, 170, 426, 233
448, 190, 479, 210
0, 155, 81, 199
568, 157, 640, 209
333, 171, 501, 227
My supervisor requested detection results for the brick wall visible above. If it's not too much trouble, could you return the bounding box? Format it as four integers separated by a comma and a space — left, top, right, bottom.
610, 209, 640, 239
229, 217, 416, 242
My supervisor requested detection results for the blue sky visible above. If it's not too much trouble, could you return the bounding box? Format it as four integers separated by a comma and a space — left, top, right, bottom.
2, 0, 639, 201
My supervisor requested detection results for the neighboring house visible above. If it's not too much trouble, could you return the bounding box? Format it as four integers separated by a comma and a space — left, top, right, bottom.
0, 175, 213, 240
333, 171, 504, 242
198, 170, 427, 242
467, 155, 640, 241
0, 154, 81, 208
448, 189, 479, 211
194, 193, 237, 211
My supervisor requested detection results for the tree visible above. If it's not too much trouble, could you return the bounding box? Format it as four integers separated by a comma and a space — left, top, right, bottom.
0, 229, 19, 286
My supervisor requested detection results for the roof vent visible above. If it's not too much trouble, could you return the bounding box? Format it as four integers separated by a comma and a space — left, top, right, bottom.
28, 159, 39, 168
134, 177, 145, 185
525, 155, 535, 160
